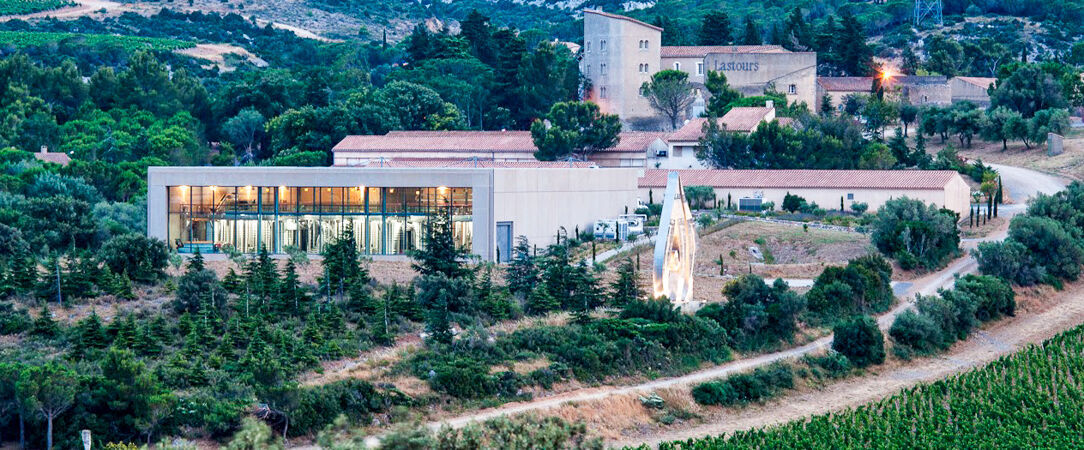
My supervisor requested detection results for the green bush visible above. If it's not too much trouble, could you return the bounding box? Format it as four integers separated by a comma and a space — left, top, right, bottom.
700, 275, 804, 350
802, 351, 852, 378
99, 233, 169, 283
871, 198, 959, 270
691, 363, 794, 406
831, 315, 885, 368
889, 310, 943, 354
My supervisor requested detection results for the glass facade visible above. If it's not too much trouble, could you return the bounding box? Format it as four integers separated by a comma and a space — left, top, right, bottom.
167, 185, 472, 255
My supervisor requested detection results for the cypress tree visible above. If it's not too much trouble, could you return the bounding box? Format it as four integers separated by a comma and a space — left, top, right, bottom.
740, 17, 761, 45
610, 258, 644, 307
698, 11, 732, 45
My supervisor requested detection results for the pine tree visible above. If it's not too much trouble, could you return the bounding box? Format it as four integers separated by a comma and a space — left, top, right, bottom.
698, 11, 732, 45
74, 311, 109, 356
222, 267, 244, 294
610, 258, 644, 307
570, 261, 601, 324
506, 236, 539, 298
247, 245, 279, 308
782, 8, 813, 51
411, 210, 468, 279
31, 304, 59, 338
526, 282, 559, 315
279, 259, 308, 315
740, 17, 761, 45
9, 257, 37, 296
835, 12, 874, 76
187, 249, 205, 272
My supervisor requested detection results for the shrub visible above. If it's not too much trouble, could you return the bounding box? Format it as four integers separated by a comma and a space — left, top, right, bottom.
700, 275, 804, 350
1007, 215, 1084, 281
429, 357, 496, 399
802, 351, 852, 378
851, 202, 869, 214
782, 193, 806, 213
871, 198, 959, 270
99, 233, 169, 283
974, 240, 1043, 286
889, 310, 943, 354
691, 363, 794, 406
954, 274, 1015, 321
806, 254, 894, 319
831, 315, 885, 368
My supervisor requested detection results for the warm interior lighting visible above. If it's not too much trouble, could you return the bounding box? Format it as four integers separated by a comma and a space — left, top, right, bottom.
210, 185, 217, 191
881, 68, 895, 81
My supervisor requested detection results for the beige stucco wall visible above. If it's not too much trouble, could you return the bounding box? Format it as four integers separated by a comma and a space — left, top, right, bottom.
816, 88, 865, 112
583, 11, 661, 121
660, 56, 707, 84
900, 83, 951, 106
949, 79, 993, 106
493, 168, 641, 250
702, 52, 817, 109
640, 178, 971, 215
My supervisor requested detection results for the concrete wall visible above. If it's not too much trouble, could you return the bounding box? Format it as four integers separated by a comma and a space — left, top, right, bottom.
639, 179, 971, 215
493, 168, 641, 250
702, 52, 817, 109
583, 11, 661, 121
147, 167, 496, 259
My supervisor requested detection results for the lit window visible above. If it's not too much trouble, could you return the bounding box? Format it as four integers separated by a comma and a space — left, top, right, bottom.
696, 62, 704, 75
788, 84, 797, 95
673, 62, 681, 71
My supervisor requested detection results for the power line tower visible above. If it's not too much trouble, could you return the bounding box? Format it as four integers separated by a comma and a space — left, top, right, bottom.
914, 0, 943, 27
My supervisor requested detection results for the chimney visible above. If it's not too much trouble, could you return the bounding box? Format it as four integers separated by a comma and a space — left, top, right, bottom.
40, 145, 48, 153
765, 100, 774, 110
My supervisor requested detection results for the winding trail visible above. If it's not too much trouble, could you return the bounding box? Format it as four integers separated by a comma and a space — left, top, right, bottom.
289, 163, 1068, 449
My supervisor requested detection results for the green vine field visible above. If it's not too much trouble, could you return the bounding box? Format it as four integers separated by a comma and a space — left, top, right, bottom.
0, 31, 194, 51
650, 323, 1084, 449
0, 0, 74, 16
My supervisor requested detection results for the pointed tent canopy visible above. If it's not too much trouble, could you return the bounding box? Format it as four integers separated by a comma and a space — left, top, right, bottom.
653, 171, 697, 305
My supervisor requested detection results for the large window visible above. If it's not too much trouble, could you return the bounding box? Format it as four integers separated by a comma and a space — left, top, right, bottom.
167, 185, 473, 256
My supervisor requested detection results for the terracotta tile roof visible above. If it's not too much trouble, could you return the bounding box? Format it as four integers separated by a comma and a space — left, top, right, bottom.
583, 10, 662, 31
954, 76, 997, 89
638, 169, 961, 190
817, 77, 875, 92
775, 117, 796, 128
668, 107, 773, 142
660, 45, 788, 58
343, 158, 598, 169
334, 131, 665, 154
33, 151, 71, 166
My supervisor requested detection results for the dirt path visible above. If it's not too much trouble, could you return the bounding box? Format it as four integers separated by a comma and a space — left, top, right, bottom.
0, 0, 340, 43
175, 43, 269, 69
0, 0, 123, 21
621, 279, 1084, 448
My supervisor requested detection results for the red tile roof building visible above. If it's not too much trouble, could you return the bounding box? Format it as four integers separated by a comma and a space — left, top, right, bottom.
333, 130, 667, 168
33, 148, 71, 166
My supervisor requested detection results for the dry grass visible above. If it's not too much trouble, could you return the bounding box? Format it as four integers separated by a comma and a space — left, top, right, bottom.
552, 395, 654, 440
958, 214, 1008, 238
